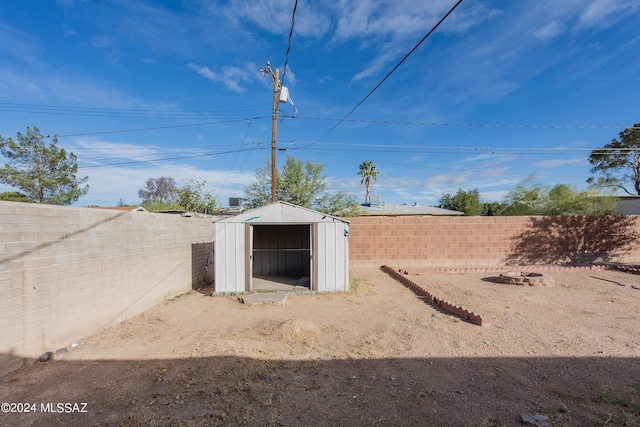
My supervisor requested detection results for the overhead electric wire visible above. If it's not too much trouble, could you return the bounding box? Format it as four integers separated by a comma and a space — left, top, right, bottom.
216, 119, 253, 201
290, 146, 589, 156
281, 0, 298, 86
78, 146, 267, 169
0, 102, 262, 118
279, 139, 640, 155
296, 116, 628, 130
312, 0, 465, 144
70, 144, 260, 163
306, 149, 589, 182
51, 117, 269, 138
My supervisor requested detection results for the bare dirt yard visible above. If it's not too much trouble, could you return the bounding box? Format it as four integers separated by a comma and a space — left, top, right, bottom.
1, 267, 639, 427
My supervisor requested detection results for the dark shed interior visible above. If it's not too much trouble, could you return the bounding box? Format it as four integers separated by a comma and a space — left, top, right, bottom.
252, 224, 311, 277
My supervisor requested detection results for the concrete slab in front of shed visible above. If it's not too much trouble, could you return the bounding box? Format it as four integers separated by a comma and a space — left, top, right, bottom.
241, 292, 288, 306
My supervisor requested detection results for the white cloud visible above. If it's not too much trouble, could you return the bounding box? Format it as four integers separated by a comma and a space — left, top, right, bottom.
64, 136, 260, 206
579, 0, 640, 28
220, 0, 331, 38
333, 0, 500, 41
62, 24, 76, 37
0, 21, 42, 64
89, 35, 112, 48
534, 21, 563, 41
70, 139, 162, 164
352, 44, 403, 81
187, 63, 259, 93
481, 189, 509, 203
281, 65, 296, 86
25, 82, 41, 93
534, 157, 587, 169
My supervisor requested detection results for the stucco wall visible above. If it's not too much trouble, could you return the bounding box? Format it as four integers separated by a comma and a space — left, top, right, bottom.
348, 215, 640, 268
0, 202, 214, 376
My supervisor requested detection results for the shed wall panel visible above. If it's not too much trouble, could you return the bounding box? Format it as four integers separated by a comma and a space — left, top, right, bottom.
214, 222, 246, 292
316, 222, 349, 292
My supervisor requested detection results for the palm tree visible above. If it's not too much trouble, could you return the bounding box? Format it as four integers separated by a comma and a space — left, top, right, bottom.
358, 160, 378, 206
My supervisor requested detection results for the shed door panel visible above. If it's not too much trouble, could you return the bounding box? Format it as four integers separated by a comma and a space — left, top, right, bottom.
252, 225, 310, 276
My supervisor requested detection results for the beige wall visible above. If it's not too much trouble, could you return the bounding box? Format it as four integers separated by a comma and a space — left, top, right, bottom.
348, 215, 640, 268
0, 202, 214, 376
4, 207, 640, 376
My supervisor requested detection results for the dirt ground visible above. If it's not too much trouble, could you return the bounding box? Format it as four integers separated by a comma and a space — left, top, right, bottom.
1, 267, 639, 427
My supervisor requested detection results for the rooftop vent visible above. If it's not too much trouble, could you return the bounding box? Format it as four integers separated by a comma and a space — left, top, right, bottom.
229, 197, 243, 208
370, 194, 382, 207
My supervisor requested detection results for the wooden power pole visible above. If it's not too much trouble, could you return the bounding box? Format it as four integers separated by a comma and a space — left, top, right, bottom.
270, 67, 279, 203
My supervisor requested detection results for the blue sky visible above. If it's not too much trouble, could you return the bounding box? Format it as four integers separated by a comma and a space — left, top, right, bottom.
1, 0, 640, 207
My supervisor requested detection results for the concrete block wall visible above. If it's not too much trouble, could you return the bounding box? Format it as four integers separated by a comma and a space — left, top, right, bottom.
0, 202, 214, 376
348, 215, 640, 268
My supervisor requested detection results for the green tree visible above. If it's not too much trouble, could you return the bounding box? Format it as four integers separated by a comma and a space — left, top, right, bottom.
544, 184, 617, 216
438, 188, 482, 216
482, 201, 507, 216
357, 160, 378, 205
503, 175, 548, 215
503, 176, 616, 216
244, 155, 360, 216
243, 161, 272, 208
544, 184, 581, 215
245, 156, 325, 208
0, 127, 89, 205
278, 156, 326, 207
579, 185, 618, 215
316, 192, 362, 217
173, 179, 216, 213
138, 176, 176, 203
587, 123, 640, 195
0, 191, 32, 202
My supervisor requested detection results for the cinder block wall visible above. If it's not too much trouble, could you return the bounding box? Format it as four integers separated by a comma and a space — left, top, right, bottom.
348, 215, 640, 268
0, 202, 214, 376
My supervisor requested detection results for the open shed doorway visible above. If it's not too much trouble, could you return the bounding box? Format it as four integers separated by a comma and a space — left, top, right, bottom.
250, 224, 312, 291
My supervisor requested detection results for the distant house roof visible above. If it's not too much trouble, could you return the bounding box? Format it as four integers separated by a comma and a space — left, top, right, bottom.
615, 196, 640, 215
359, 203, 463, 216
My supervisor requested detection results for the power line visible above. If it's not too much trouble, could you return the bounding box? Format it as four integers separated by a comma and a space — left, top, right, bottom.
216, 119, 253, 201
51, 117, 269, 138
281, 0, 298, 86
291, 146, 589, 156
305, 149, 590, 182
286, 140, 640, 154
0, 102, 261, 118
295, 116, 628, 130
71, 144, 258, 163
4, 100, 628, 134
312, 0, 465, 144
79, 146, 267, 169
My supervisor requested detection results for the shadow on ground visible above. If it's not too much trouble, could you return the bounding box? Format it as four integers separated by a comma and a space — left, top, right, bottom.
1, 354, 638, 427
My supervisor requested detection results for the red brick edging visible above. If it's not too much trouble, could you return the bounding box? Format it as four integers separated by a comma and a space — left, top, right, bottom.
616, 265, 640, 275
381, 265, 486, 326
397, 265, 611, 275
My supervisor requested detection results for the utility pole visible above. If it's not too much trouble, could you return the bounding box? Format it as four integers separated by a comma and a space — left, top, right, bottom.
262, 62, 280, 203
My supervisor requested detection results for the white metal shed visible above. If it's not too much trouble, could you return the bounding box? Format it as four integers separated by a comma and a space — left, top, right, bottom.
214, 202, 350, 293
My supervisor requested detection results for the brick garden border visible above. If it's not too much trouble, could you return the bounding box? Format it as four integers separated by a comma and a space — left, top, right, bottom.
381, 265, 486, 326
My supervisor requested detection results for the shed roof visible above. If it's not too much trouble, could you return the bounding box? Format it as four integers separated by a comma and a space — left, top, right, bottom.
216, 201, 350, 224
